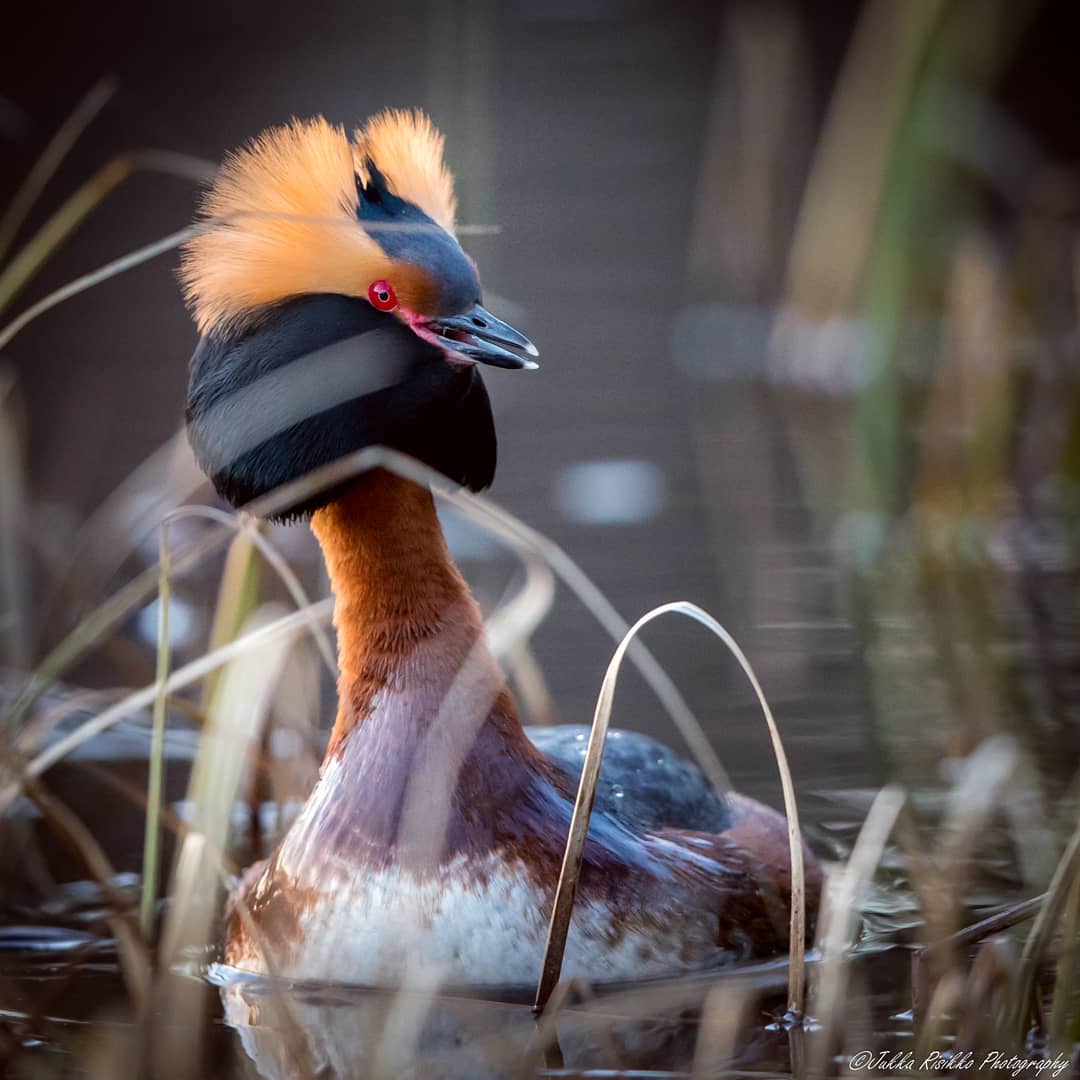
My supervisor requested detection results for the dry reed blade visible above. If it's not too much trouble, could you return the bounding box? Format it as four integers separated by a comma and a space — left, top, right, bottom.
915, 971, 964, 1061
808, 784, 905, 1076
0, 367, 27, 670
24, 778, 149, 1009
1011, 815, 1080, 1041
690, 981, 753, 1079
1049, 871, 1080, 1048
138, 521, 172, 938
957, 938, 1017, 1052
506, 642, 558, 727
2, 491, 331, 742
238, 445, 729, 795
154, 605, 293, 1078
0, 150, 215, 317
779, 0, 944, 321
0, 213, 498, 354
534, 601, 806, 1014
521, 978, 593, 1075
197, 528, 261, 710
483, 548, 554, 662
0, 78, 115, 266
0, 223, 202, 353
3, 597, 333, 807
165, 504, 336, 680
372, 965, 448, 1079
920, 894, 1046, 959
928, 736, 1019, 949
51, 429, 203, 617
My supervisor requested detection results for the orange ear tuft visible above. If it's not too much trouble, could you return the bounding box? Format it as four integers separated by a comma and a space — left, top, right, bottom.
355, 110, 457, 234
181, 117, 389, 334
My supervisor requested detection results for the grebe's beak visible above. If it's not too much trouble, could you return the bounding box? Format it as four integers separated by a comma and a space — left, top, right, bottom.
428, 302, 540, 371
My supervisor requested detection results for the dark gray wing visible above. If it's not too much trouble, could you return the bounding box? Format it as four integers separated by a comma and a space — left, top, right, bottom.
524, 724, 731, 833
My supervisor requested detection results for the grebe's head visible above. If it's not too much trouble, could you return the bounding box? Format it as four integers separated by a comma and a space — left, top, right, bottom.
180, 111, 537, 518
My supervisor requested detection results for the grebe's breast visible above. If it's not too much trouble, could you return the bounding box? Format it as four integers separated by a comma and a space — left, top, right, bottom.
225, 727, 801, 987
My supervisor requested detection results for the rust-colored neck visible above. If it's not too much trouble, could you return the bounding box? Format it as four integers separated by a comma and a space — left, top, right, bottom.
310, 469, 503, 760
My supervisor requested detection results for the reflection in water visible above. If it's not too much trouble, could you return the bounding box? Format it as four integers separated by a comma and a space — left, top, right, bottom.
214, 962, 794, 1079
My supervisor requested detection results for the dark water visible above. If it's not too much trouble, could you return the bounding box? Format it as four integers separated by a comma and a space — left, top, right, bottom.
1, 919, 922, 1079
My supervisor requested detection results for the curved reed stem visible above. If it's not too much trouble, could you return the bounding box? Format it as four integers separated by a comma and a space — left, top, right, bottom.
533, 600, 806, 1014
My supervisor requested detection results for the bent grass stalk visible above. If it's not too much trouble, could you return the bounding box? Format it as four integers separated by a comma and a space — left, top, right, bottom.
0, 78, 116, 266
957, 939, 1017, 1051
533, 601, 806, 1015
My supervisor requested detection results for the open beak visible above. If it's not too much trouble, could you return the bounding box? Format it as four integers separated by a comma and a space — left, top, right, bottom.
427, 303, 540, 370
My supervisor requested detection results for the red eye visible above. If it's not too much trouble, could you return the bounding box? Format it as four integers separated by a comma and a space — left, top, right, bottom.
368, 280, 398, 311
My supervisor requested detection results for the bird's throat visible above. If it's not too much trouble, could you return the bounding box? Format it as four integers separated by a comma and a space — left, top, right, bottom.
310, 469, 508, 762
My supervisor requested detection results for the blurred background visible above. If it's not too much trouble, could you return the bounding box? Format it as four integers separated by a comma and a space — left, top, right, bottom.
2, 0, 1079, 932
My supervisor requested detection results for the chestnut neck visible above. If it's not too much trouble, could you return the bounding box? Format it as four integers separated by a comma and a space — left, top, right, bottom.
309, 470, 513, 761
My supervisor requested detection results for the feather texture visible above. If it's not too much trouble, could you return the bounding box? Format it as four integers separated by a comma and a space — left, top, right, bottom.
181, 111, 461, 334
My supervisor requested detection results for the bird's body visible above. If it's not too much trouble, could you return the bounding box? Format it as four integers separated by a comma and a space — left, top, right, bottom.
181, 111, 820, 988
224, 473, 805, 984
